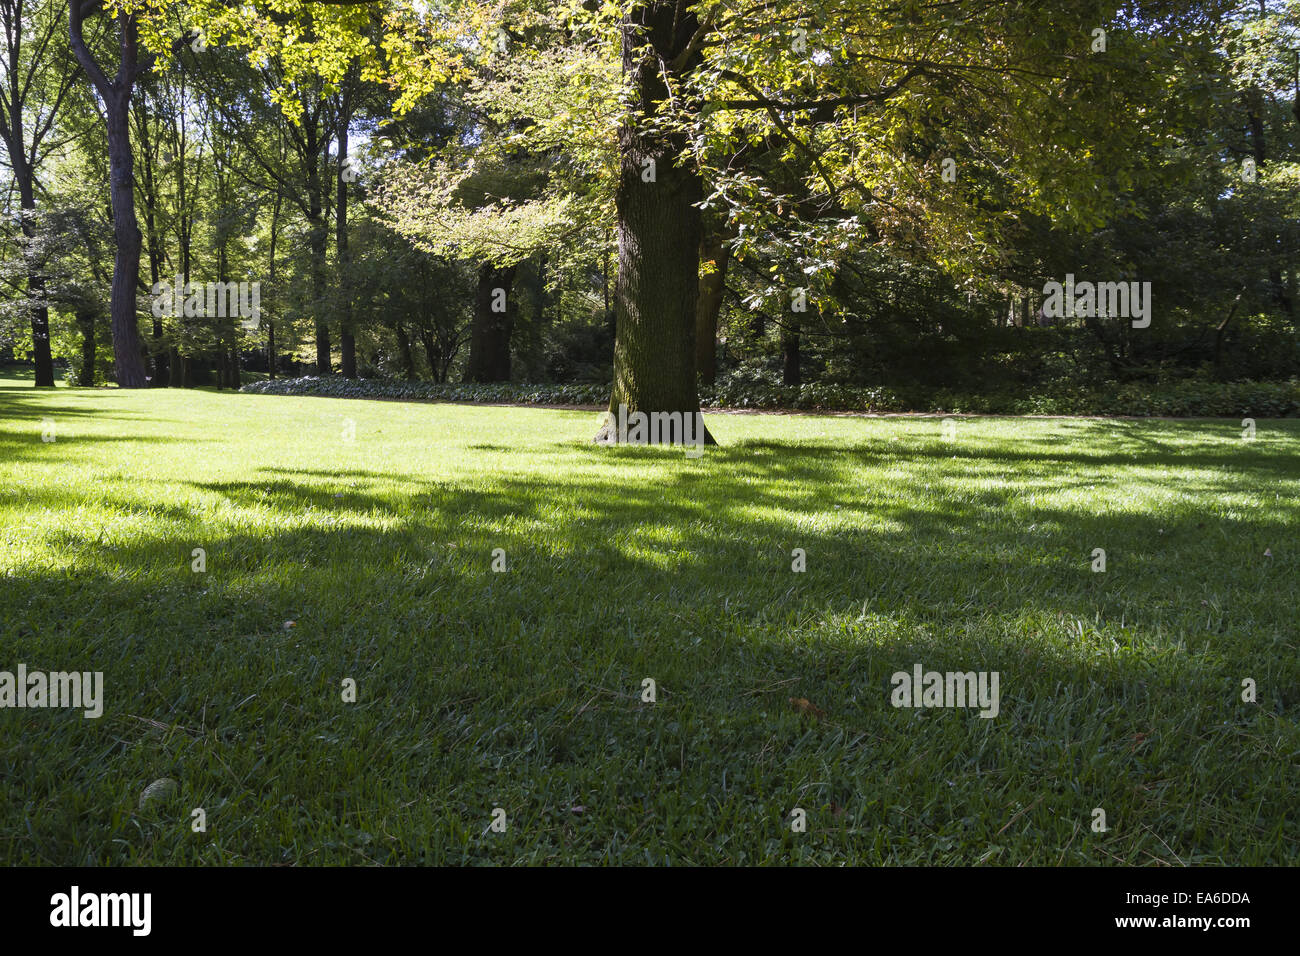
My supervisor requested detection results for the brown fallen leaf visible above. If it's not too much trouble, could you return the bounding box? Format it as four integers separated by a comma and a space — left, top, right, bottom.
789, 697, 826, 720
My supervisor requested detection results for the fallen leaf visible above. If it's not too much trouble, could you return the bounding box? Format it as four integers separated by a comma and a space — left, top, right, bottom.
789, 697, 826, 720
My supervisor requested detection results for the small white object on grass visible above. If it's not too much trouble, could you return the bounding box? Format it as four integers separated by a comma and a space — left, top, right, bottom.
139, 778, 180, 810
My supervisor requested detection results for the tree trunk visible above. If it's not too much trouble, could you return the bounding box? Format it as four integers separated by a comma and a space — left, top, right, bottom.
136, 104, 167, 386
105, 91, 147, 387
266, 188, 281, 379
1, 5, 53, 386
1248, 101, 1295, 318
465, 263, 516, 382
394, 321, 415, 379
337, 113, 356, 378
77, 310, 96, 385
782, 321, 801, 386
267, 320, 276, 379
419, 329, 440, 382
340, 327, 356, 377
15, 174, 54, 386
594, 0, 713, 445
695, 230, 731, 386
306, 125, 332, 374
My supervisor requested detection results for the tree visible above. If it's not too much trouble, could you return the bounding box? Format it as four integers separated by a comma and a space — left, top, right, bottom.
67, 0, 153, 386
0, 0, 79, 386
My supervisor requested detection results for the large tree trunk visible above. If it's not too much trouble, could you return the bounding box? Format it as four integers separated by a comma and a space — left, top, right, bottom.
695, 229, 731, 386
68, 1, 147, 386
595, 1, 713, 445
465, 263, 516, 382
106, 91, 147, 388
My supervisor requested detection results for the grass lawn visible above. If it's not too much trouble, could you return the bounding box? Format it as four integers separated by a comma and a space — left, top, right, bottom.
1, 369, 1297, 865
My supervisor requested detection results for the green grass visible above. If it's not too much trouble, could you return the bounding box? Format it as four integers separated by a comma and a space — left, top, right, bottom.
2, 369, 1297, 865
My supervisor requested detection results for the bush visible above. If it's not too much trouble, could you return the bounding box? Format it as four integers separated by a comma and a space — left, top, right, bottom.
239, 376, 611, 406
240, 376, 1300, 418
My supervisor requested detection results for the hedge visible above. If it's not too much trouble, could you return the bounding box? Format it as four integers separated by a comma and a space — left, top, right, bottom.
239, 376, 1300, 417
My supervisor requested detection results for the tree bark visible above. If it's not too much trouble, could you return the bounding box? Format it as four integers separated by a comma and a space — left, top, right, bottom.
594, 0, 713, 445
105, 90, 147, 387
305, 116, 332, 373
337, 109, 356, 378
465, 263, 516, 382
0, 0, 66, 387
267, 189, 281, 379
135, 100, 167, 386
781, 320, 801, 386
393, 321, 415, 379
77, 310, 96, 385
68, 5, 147, 388
14, 163, 54, 386
695, 229, 731, 386
1247, 100, 1294, 318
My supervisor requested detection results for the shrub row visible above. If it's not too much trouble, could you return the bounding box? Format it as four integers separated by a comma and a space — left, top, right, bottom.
240, 376, 1300, 417
240, 377, 611, 406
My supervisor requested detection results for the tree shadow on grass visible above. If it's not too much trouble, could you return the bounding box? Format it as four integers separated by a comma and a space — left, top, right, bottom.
2, 425, 1296, 865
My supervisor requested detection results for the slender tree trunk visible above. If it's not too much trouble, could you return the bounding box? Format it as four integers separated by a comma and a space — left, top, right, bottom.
337, 110, 356, 378
782, 321, 801, 386
419, 329, 442, 382
136, 104, 167, 386
594, 1, 713, 445
266, 320, 276, 379
394, 321, 415, 379
266, 189, 281, 379
1, 3, 53, 386
15, 170, 54, 386
309, 217, 331, 372
77, 310, 96, 385
1248, 101, 1294, 317
306, 122, 332, 373
466, 263, 516, 382
105, 91, 147, 387
695, 230, 731, 386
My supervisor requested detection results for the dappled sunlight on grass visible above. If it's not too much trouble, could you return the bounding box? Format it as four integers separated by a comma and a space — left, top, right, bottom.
2, 382, 1297, 864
